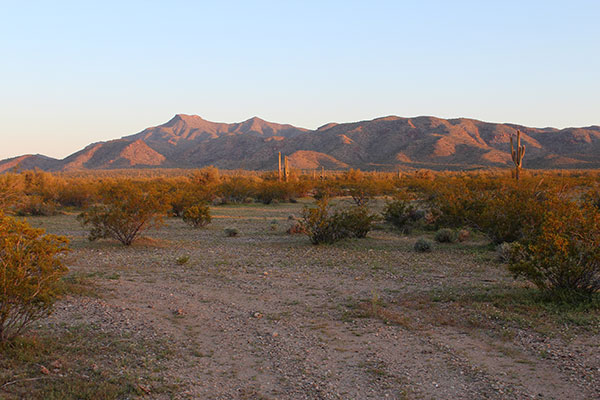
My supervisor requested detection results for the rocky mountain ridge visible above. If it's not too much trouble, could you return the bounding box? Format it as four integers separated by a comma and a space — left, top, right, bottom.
2, 114, 599, 172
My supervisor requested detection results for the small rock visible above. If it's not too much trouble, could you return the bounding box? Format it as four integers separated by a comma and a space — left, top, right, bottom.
40, 365, 50, 375
253, 312, 263, 319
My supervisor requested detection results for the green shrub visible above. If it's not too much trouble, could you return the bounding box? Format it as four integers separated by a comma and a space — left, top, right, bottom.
428, 179, 553, 244
15, 196, 58, 216
509, 201, 600, 296
336, 205, 380, 238
224, 227, 239, 237
182, 203, 212, 228
300, 199, 344, 244
301, 200, 378, 244
77, 182, 168, 246
382, 200, 419, 233
0, 212, 69, 342
434, 228, 457, 243
176, 255, 190, 265
218, 177, 256, 204
414, 238, 432, 253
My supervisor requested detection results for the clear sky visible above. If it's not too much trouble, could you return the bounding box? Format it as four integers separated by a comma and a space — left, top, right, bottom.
1, 0, 599, 160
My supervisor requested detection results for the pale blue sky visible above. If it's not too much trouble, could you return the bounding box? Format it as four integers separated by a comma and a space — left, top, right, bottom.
1, 0, 599, 159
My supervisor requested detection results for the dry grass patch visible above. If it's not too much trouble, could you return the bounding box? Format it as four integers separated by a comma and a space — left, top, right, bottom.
0, 323, 175, 399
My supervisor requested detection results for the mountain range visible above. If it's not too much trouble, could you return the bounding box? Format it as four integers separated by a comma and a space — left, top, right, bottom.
2, 114, 600, 173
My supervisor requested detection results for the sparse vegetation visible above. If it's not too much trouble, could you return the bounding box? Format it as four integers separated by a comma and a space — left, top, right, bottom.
224, 227, 240, 237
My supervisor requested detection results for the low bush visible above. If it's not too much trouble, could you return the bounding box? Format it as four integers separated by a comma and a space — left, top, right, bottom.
496, 242, 513, 263
457, 229, 470, 242
77, 182, 168, 246
0, 213, 69, 342
15, 196, 58, 216
414, 238, 432, 253
301, 201, 378, 244
434, 228, 457, 243
182, 203, 212, 228
336, 205, 380, 238
382, 200, 420, 233
176, 255, 190, 265
428, 178, 554, 244
301, 200, 344, 244
508, 200, 600, 297
224, 227, 239, 237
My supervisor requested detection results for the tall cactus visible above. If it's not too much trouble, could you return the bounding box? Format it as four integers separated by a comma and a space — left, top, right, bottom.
510, 130, 526, 181
284, 156, 290, 182
278, 152, 282, 181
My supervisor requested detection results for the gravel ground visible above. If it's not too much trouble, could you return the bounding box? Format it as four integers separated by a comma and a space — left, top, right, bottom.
25, 203, 600, 399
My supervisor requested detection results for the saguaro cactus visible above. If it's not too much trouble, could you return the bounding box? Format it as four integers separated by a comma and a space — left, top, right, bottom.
278, 152, 282, 181
284, 156, 290, 182
510, 130, 526, 181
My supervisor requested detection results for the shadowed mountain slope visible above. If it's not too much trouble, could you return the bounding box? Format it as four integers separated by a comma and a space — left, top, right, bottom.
2, 115, 599, 172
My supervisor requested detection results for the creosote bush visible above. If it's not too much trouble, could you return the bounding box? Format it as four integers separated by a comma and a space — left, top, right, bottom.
414, 238, 432, 253
0, 212, 69, 342
382, 199, 420, 233
301, 200, 378, 244
434, 228, 457, 243
509, 200, 600, 296
77, 182, 168, 246
182, 203, 212, 228
336, 205, 380, 239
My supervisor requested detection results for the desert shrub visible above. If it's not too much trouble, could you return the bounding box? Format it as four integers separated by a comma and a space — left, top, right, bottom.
414, 238, 432, 253
0, 173, 23, 212
219, 177, 256, 204
457, 229, 470, 242
583, 189, 600, 210
301, 200, 378, 244
55, 180, 96, 208
313, 182, 341, 201
427, 178, 553, 244
287, 222, 307, 235
254, 181, 299, 204
301, 199, 346, 244
382, 200, 419, 233
224, 227, 239, 237
189, 166, 221, 186
15, 195, 59, 216
434, 228, 457, 243
182, 203, 212, 228
168, 181, 214, 217
336, 205, 380, 238
176, 255, 190, 265
345, 180, 378, 206
496, 242, 513, 263
77, 181, 168, 246
508, 201, 600, 297
0, 212, 69, 342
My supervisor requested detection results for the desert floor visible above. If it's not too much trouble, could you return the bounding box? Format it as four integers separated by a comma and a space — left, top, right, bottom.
2, 199, 598, 399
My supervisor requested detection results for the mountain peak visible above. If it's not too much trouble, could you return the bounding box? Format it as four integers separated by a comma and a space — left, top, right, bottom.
169, 114, 205, 123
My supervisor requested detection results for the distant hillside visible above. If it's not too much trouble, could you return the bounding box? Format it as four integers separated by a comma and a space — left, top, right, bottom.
2, 114, 600, 172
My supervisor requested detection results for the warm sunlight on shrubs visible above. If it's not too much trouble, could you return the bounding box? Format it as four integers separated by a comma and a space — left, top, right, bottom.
77, 181, 168, 246
0, 212, 69, 342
